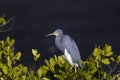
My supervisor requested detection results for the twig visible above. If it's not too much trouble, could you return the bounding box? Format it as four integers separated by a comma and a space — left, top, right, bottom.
113, 72, 120, 80
105, 63, 117, 80
108, 63, 117, 76
0, 16, 15, 32
100, 63, 117, 80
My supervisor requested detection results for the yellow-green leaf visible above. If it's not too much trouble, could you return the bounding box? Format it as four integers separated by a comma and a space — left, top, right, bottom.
58, 56, 64, 64
2, 66, 8, 74
32, 49, 38, 56
34, 53, 40, 61
54, 55, 57, 61
22, 75, 26, 80
7, 56, 12, 67
0, 63, 3, 68
0, 40, 5, 48
37, 66, 49, 77
93, 48, 99, 57
101, 58, 110, 65
36, 53, 40, 58
85, 71, 91, 79
110, 57, 115, 62
23, 66, 28, 73
50, 58, 55, 65
105, 45, 112, 52
82, 61, 89, 65
42, 78, 50, 80
0, 17, 6, 25
105, 52, 113, 56
103, 72, 107, 79
45, 60, 49, 66
95, 56, 101, 60
14, 52, 21, 60
117, 55, 120, 63
6, 37, 10, 43
117, 77, 120, 80
32, 49, 40, 61
9, 39, 15, 47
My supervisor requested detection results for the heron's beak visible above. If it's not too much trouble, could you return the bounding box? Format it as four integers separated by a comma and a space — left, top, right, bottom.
45, 33, 55, 37
45, 31, 59, 37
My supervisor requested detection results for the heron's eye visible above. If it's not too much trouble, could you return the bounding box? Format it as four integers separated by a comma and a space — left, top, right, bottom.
58, 30, 61, 33
54, 31, 59, 36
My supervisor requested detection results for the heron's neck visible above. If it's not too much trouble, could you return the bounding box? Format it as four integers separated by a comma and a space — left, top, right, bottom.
55, 35, 63, 43
55, 35, 64, 51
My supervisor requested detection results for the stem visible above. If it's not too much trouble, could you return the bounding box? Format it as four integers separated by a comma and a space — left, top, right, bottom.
105, 63, 117, 80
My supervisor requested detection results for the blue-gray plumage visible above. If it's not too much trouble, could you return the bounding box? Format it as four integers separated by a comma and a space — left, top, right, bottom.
46, 29, 82, 68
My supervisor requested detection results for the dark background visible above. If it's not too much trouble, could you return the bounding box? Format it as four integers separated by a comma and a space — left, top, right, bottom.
0, 0, 120, 67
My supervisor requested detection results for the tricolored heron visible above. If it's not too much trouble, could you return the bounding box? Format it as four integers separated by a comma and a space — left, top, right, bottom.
46, 29, 82, 68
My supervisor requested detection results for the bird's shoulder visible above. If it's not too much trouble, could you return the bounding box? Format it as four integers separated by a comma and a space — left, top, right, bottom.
62, 34, 72, 41
62, 34, 74, 45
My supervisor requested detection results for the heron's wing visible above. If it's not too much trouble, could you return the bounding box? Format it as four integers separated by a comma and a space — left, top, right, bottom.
64, 48, 74, 67
63, 35, 82, 67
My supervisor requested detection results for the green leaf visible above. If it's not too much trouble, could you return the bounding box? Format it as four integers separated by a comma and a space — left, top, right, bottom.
23, 66, 28, 73
22, 75, 26, 80
6, 36, 10, 43
45, 59, 49, 66
49, 58, 55, 72
34, 53, 40, 61
93, 47, 101, 58
32, 49, 38, 56
37, 66, 49, 77
9, 52, 14, 58
0, 40, 5, 48
14, 52, 21, 60
9, 39, 15, 47
42, 78, 50, 80
0, 51, 3, 60
0, 77, 4, 80
2, 65, 8, 75
6, 46, 10, 52
0, 17, 6, 25
85, 71, 91, 80
95, 56, 101, 60
110, 57, 115, 62
101, 58, 110, 65
117, 55, 120, 63
90, 67, 97, 74
103, 72, 107, 79
58, 56, 65, 64
105, 44, 112, 53
54, 55, 57, 61
105, 52, 113, 57
7, 56, 12, 67
32, 49, 40, 61
93, 48, 99, 57
82, 61, 89, 66
36, 53, 40, 59
118, 77, 120, 80
0, 63, 4, 68
101, 50, 105, 55
50, 58, 55, 65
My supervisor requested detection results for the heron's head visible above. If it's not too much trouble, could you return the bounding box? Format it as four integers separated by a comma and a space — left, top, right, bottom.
46, 29, 63, 37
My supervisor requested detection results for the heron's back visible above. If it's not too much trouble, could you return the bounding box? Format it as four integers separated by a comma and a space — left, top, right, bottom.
62, 35, 82, 68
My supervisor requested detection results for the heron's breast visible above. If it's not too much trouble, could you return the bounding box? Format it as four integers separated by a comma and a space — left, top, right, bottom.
55, 42, 64, 52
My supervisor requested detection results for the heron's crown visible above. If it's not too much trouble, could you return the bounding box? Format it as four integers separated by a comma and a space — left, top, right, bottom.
54, 29, 63, 36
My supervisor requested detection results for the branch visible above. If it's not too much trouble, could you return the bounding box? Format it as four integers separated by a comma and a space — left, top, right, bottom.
106, 63, 117, 80
113, 72, 120, 80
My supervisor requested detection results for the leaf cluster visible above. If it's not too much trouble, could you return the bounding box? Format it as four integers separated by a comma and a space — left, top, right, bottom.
36, 44, 120, 80
0, 37, 120, 80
